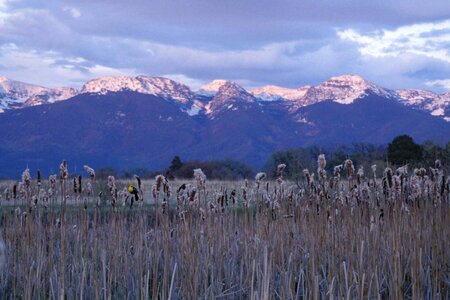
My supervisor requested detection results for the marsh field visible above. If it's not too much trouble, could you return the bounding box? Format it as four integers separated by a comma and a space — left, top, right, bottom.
0, 162, 449, 299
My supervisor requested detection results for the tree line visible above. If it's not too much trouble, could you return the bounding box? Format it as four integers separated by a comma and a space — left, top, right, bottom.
93, 135, 449, 180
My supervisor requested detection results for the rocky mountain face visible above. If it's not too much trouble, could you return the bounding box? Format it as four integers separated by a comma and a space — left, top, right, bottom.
0, 77, 77, 112
0, 74, 449, 177
2, 74, 449, 121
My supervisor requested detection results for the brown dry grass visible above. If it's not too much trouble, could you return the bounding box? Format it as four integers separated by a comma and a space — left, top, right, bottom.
0, 173, 449, 299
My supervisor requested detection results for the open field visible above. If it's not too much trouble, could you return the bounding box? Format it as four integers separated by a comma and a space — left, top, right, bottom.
0, 164, 449, 299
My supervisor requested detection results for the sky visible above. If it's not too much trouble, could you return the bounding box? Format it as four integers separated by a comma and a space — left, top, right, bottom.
0, 0, 450, 92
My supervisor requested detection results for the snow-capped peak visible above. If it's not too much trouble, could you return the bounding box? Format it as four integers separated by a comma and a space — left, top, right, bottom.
250, 85, 311, 101
196, 79, 230, 97
81, 75, 194, 104
394, 89, 450, 121
0, 77, 78, 112
205, 81, 255, 115
214, 81, 254, 102
306, 74, 391, 104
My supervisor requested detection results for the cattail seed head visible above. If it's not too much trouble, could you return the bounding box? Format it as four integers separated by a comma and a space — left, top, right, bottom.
334, 165, 343, 177
83, 165, 95, 180
396, 165, 408, 176
344, 159, 354, 178
277, 164, 286, 174
155, 174, 167, 192
22, 168, 31, 188
435, 159, 442, 169
317, 154, 326, 170
255, 172, 266, 182
193, 168, 206, 188
59, 160, 68, 182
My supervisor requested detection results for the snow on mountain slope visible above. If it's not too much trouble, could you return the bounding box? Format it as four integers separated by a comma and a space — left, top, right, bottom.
81, 75, 194, 105
23, 87, 79, 107
394, 89, 450, 121
250, 85, 311, 101
303, 74, 392, 105
205, 81, 255, 116
250, 75, 394, 111
196, 80, 229, 97
0, 77, 77, 112
2, 74, 449, 122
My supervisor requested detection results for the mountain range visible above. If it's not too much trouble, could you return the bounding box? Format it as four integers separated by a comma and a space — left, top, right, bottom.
0, 74, 449, 178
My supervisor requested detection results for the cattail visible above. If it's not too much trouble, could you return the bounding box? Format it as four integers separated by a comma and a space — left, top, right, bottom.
155, 174, 166, 192
193, 168, 206, 189
86, 181, 93, 196
3, 188, 11, 202
230, 189, 236, 205
371, 164, 377, 188
38, 188, 47, 205
255, 172, 266, 191
188, 189, 196, 203
317, 154, 327, 194
37, 169, 41, 187
411, 174, 421, 199
419, 168, 426, 177
48, 175, 57, 198
384, 168, 393, 188
18, 183, 26, 199
357, 166, 364, 185
317, 154, 326, 171
78, 175, 82, 193
429, 167, 439, 181
108, 175, 116, 191
83, 165, 95, 180
13, 184, 17, 199
334, 165, 343, 177
303, 169, 311, 185
107, 176, 117, 206
177, 183, 186, 193
134, 175, 142, 190
393, 175, 401, 194
49, 174, 57, 187
435, 159, 442, 169
344, 159, 354, 179
439, 175, 446, 197
97, 191, 103, 207
22, 168, 31, 188
396, 165, 408, 177
277, 164, 286, 179
59, 160, 68, 182
255, 172, 266, 182
371, 165, 377, 176
73, 177, 78, 193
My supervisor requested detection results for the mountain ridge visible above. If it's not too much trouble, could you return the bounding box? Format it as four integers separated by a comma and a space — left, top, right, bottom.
0, 88, 449, 178
1, 74, 449, 121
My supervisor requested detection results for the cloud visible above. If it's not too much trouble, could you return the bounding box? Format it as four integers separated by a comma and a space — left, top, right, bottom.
0, 0, 449, 92
0, 44, 135, 87
337, 19, 450, 62
426, 79, 450, 90
336, 19, 450, 91
62, 6, 81, 18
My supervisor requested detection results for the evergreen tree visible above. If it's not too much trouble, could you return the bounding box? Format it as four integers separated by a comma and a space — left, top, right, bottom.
169, 156, 183, 172
387, 135, 422, 165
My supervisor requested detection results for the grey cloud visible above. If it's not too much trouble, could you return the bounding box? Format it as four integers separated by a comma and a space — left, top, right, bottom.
0, 0, 449, 92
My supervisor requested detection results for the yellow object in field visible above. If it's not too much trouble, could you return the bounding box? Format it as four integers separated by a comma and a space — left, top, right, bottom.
128, 185, 136, 193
